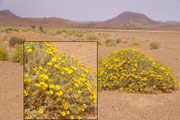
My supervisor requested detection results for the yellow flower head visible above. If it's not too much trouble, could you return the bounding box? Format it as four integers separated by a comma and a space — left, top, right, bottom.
55, 85, 61, 90
66, 110, 70, 115
61, 111, 66, 116
39, 109, 44, 114
50, 84, 55, 89
70, 115, 74, 119
27, 49, 33, 53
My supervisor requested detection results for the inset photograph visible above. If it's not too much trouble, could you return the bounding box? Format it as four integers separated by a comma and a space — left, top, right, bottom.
24, 42, 97, 119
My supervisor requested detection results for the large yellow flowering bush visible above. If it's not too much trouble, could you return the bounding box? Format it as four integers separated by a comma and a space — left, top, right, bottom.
0, 48, 8, 61
98, 48, 179, 93
24, 42, 97, 119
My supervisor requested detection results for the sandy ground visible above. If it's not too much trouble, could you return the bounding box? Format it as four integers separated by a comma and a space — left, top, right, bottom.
0, 30, 180, 120
0, 61, 23, 120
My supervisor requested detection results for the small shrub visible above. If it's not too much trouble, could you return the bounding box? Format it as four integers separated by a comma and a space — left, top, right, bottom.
12, 46, 23, 64
0, 48, 8, 61
31, 25, 36, 29
149, 40, 161, 49
9, 36, 25, 47
105, 37, 116, 47
116, 37, 121, 44
129, 42, 140, 46
98, 48, 179, 93
85, 33, 99, 40
122, 41, 128, 44
56, 30, 62, 34
101, 32, 110, 39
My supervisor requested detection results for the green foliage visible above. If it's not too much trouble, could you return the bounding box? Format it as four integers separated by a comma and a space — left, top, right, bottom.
129, 42, 140, 46
9, 36, 25, 47
0, 48, 8, 61
122, 41, 128, 44
24, 42, 97, 119
98, 48, 179, 93
5, 27, 19, 34
12, 46, 23, 64
62, 29, 76, 35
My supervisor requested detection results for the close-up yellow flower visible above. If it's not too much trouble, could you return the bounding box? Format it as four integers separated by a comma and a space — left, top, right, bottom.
39, 109, 44, 114
61, 111, 66, 116
55, 85, 61, 90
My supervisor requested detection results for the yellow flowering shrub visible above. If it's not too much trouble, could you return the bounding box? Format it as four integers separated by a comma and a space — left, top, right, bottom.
98, 48, 179, 93
12, 46, 23, 64
0, 48, 8, 61
24, 42, 97, 119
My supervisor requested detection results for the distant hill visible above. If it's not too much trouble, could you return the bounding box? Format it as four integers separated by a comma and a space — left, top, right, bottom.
105, 11, 158, 25
0, 10, 180, 30
0, 10, 80, 27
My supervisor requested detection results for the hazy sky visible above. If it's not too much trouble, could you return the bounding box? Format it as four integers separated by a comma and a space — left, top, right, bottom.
0, 0, 180, 22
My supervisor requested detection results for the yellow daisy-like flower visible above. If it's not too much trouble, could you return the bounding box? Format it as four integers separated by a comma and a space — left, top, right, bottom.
77, 90, 81, 94
39, 109, 44, 114
24, 90, 28, 96
67, 69, 73, 74
55, 85, 60, 90
56, 91, 63, 96
49, 90, 53, 94
61, 111, 66, 116
25, 74, 28, 78
62, 60, 65, 64
74, 83, 79, 87
69, 88, 73, 92
47, 62, 52, 66
83, 104, 87, 108
52, 57, 57, 62
66, 110, 70, 115
27, 49, 33, 53
39, 66, 43, 70
50, 84, 55, 89
58, 57, 61, 60
78, 116, 82, 120
70, 115, 74, 119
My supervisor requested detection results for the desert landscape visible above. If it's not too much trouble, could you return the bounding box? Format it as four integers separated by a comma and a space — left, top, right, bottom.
0, 2, 180, 120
